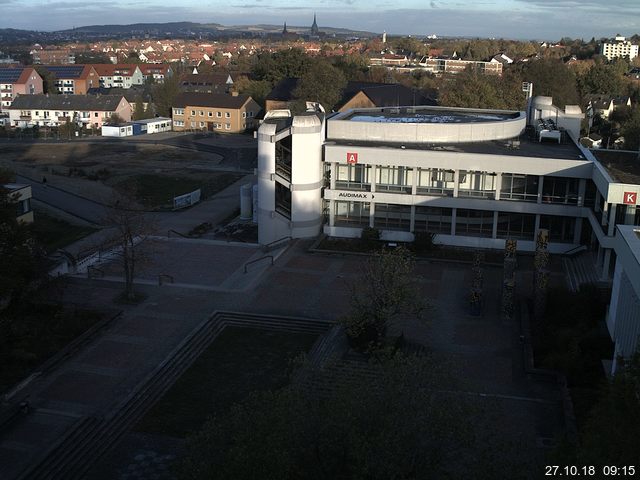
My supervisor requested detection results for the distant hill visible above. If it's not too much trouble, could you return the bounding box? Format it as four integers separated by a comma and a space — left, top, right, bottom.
0, 21, 377, 43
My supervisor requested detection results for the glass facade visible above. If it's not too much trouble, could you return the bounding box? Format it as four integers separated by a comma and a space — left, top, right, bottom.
457, 171, 496, 199
416, 168, 454, 196
334, 201, 370, 227
336, 164, 371, 191
500, 174, 539, 202
496, 212, 536, 240
376, 166, 412, 194
414, 206, 452, 233
455, 209, 494, 237
539, 215, 575, 243
541, 176, 579, 205
374, 203, 411, 231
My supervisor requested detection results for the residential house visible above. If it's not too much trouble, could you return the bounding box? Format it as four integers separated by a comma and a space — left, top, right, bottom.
585, 95, 615, 120
8, 94, 131, 130
31, 48, 75, 65
600, 35, 639, 61
139, 64, 172, 84
93, 64, 144, 89
180, 73, 234, 94
265, 78, 436, 113
39, 65, 100, 94
171, 92, 259, 133
0, 66, 43, 111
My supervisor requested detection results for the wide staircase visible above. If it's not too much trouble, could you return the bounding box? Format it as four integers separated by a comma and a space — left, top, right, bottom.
562, 251, 600, 293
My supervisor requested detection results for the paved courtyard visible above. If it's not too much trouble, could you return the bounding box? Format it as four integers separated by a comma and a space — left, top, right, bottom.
0, 233, 566, 479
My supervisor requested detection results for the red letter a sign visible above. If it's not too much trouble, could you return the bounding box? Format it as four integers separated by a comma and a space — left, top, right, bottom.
346, 152, 358, 164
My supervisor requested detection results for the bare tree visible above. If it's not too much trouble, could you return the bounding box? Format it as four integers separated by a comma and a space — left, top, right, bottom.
103, 190, 154, 302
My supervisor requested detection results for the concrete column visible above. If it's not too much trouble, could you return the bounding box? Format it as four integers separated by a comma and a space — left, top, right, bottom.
450, 208, 457, 236
608, 204, 617, 236
602, 248, 612, 281
411, 168, 418, 195
492, 211, 498, 239
370, 164, 377, 193
625, 205, 636, 225
595, 190, 601, 213
574, 217, 583, 244
534, 214, 541, 237
596, 244, 603, 268
577, 179, 586, 207
601, 202, 609, 227
494, 173, 502, 200
330, 163, 336, 189
537, 175, 544, 204
453, 170, 460, 198
329, 200, 335, 226
410, 205, 416, 232
369, 202, 375, 228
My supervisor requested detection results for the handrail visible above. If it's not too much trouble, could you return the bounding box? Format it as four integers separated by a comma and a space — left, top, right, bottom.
262, 235, 292, 252
562, 245, 587, 256
244, 255, 274, 273
158, 274, 174, 285
167, 229, 189, 238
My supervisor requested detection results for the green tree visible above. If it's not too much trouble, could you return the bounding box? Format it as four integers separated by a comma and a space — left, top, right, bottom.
73, 51, 112, 64
253, 48, 310, 85
340, 247, 423, 350
233, 76, 272, 108
132, 96, 148, 120
438, 68, 525, 110
621, 107, 640, 151
0, 170, 47, 308
519, 58, 580, 108
579, 63, 626, 96
292, 60, 347, 112
178, 353, 535, 480
151, 74, 180, 117
34, 66, 58, 95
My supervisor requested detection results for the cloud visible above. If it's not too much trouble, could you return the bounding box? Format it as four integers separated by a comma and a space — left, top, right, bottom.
430, 1, 437, 7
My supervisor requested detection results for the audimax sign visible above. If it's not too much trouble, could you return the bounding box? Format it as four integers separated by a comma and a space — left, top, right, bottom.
338, 192, 371, 199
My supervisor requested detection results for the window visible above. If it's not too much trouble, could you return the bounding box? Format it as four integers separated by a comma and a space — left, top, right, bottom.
376, 166, 412, 194
190, 121, 196, 128
249, 111, 254, 117
174, 108, 184, 115
455, 209, 493, 237
374, 203, 411, 231
541, 176, 579, 205
94, 112, 99, 117
225, 124, 230, 130
336, 164, 371, 191
208, 111, 213, 117
539, 215, 575, 243
496, 212, 536, 240
199, 111, 204, 116
457, 171, 497, 199
217, 111, 222, 117
174, 120, 184, 126
275, 183, 292, 218
191, 110, 196, 116
334, 201, 370, 227
500, 174, 539, 202
199, 122, 205, 127
225, 112, 230, 118
414, 206, 452, 234
416, 168, 454, 196
242, 112, 246, 118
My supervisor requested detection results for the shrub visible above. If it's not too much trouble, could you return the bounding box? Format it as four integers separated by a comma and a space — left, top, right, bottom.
412, 231, 437, 253
360, 226, 380, 250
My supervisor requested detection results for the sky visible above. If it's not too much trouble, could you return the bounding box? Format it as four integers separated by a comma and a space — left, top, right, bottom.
1, 0, 640, 40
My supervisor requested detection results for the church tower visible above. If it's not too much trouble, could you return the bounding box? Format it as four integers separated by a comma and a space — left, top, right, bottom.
311, 13, 319, 35
282, 21, 288, 35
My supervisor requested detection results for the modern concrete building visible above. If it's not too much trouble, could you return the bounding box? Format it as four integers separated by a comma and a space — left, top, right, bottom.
257, 96, 640, 369
600, 35, 639, 61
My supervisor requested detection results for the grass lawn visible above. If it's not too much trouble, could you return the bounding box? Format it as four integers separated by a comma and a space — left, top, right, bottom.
31, 210, 97, 253
114, 173, 243, 210
0, 304, 103, 394
135, 326, 318, 438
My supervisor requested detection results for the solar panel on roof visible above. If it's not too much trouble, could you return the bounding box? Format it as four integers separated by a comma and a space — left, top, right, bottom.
0, 69, 24, 83
44, 65, 84, 78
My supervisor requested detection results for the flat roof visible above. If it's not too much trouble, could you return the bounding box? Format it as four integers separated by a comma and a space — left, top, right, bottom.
590, 149, 640, 184
344, 110, 519, 124
327, 133, 586, 161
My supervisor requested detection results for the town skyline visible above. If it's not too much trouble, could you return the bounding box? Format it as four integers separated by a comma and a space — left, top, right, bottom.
1, 0, 640, 41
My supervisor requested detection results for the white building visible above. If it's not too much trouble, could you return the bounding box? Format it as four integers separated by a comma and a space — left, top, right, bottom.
257, 98, 640, 368
133, 117, 172, 134
600, 35, 639, 61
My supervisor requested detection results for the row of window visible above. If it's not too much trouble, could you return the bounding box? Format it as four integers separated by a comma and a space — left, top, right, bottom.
174, 108, 255, 119
332, 202, 577, 242
333, 164, 581, 205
